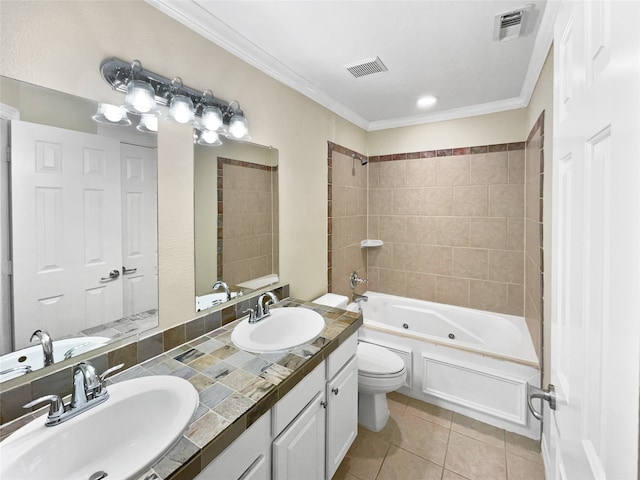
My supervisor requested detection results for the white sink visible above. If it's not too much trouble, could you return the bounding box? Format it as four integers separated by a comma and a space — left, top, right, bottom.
231, 307, 325, 353
0, 375, 198, 480
0, 336, 110, 381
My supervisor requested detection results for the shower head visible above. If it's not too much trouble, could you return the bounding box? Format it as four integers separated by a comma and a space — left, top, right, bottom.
352, 153, 368, 166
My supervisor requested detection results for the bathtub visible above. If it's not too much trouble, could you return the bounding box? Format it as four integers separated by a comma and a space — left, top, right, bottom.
354, 291, 541, 439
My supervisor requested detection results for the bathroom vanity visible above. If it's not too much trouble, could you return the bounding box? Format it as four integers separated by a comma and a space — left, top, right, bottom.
141, 299, 361, 480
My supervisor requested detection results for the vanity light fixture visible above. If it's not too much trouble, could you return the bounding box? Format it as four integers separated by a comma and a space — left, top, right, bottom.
99, 58, 250, 144
195, 128, 222, 146
91, 103, 132, 126
168, 77, 195, 125
226, 100, 250, 140
136, 114, 159, 134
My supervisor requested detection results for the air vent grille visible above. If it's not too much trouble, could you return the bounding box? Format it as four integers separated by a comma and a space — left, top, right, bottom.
345, 57, 388, 78
494, 5, 532, 41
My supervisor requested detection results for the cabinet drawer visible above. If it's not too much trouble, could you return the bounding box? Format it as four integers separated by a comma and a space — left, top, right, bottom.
273, 360, 325, 437
327, 332, 357, 379
197, 411, 271, 480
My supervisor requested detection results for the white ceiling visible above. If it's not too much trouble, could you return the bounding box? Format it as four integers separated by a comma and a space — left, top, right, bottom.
148, 0, 558, 131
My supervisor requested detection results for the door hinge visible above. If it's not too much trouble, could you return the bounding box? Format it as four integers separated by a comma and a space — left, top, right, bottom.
5, 146, 10, 162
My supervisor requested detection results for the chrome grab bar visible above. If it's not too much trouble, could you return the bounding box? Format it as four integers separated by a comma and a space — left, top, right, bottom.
527, 383, 556, 420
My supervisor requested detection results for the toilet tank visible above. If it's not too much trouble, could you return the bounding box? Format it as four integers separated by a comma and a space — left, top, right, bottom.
312, 293, 349, 309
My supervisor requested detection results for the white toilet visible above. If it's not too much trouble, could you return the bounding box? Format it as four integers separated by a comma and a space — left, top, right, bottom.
313, 293, 407, 432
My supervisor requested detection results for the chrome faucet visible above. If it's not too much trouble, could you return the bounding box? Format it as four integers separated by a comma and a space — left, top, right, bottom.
349, 271, 367, 289
23, 361, 123, 426
30, 329, 54, 367
245, 291, 279, 324
212, 280, 231, 302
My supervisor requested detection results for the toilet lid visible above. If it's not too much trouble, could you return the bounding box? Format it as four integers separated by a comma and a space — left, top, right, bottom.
357, 343, 405, 375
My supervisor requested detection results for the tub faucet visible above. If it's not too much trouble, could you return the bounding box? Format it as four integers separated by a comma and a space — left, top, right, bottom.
349, 271, 367, 290
212, 280, 231, 301
30, 329, 54, 367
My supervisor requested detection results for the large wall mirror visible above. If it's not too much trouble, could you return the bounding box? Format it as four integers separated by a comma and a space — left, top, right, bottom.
0, 76, 158, 382
194, 141, 278, 310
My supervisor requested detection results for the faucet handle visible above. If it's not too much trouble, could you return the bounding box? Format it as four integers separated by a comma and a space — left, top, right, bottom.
24, 394, 64, 420
243, 308, 257, 322
100, 363, 124, 383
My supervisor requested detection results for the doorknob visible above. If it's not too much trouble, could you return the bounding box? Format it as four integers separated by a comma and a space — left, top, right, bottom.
527, 383, 556, 420
122, 266, 137, 275
100, 269, 120, 281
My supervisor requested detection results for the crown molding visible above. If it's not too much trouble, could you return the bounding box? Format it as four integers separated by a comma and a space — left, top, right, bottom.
148, 0, 556, 133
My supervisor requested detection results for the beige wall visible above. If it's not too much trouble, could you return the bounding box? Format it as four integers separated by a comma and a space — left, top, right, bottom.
0, 0, 367, 329
367, 109, 527, 155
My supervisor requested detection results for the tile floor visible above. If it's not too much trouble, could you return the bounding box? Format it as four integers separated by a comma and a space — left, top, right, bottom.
335, 392, 545, 480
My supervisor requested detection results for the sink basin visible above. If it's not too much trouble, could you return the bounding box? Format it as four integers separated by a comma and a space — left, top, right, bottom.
0, 336, 110, 381
231, 307, 325, 353
0, 375, 198, 480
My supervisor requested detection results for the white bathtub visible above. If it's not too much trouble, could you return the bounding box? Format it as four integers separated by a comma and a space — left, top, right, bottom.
354, 291, 541, 439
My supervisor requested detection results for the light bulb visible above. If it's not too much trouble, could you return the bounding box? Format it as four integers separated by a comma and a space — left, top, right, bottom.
137, 115, 158, 133
229, 114, 248, 139
103, 104, 124, 122
169, 95, 195, 124
201, 106, 223, 131
124, 80, 157, 114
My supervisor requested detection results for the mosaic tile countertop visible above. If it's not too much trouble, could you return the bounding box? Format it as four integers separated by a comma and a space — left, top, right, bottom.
116, 299, 362, 480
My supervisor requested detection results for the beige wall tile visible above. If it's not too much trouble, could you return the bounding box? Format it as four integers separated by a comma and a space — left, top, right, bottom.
525, 255, 541, 304
377, 268, 407, 296
332, 152, 354, 187
525, 218, 541, 268
453, 248, 488, 279
468, 217, 507, 249
379, 215, 407, 243
436, 276, 470, 307
420, 245, 453, 276
406, 216, 438, 245
380, 161, 407, 188
406, 158, 437, 187
368, 162, 380, 188
368, 244, 394, 269
393, 188, 424, 215
506, 283, 524, 316
393, 243, 423, 271
525, 177, 540, 221
469, 280, 507, 313
421, 187, 453, 216
489, 184, 524, 217
470, 152, 508, 185
437, 217, 469, 246
437, 155, 470, 185
453, 185, 488, 216
367, 215, 380, 240
405, 272, 438, 301
369, 188, 393, 215
489, 250, 524, 284
509, 149, 526, 184
507, 217, 525, 251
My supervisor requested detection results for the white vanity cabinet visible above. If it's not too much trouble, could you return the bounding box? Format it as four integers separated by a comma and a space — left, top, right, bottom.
197, 411, 271, 480
193, 332, 358, 480
272, 390, 327, 480
325, 334, 358, 480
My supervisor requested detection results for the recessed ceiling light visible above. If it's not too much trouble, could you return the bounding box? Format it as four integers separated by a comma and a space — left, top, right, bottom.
417, 95, 438, 108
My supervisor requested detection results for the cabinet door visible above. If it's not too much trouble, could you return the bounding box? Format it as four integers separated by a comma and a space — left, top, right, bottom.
326, 356, 358, 479
273, 391, 326, 480
239, 454, 269, 480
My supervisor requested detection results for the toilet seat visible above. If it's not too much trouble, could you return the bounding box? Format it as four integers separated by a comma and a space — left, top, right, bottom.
358, 343, 405, 376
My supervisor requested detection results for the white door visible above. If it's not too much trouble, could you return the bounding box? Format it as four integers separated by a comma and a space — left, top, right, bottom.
120, 143, 158, 316
11, 120, 123, 348
273, 391, 326, 480
548, 1, 640, 479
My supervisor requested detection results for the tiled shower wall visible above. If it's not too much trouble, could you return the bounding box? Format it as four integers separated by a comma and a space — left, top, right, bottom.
524, 113, 545, 357
327, 143, 367, 297
366, 145, 526, 315
218, 158, 278, 286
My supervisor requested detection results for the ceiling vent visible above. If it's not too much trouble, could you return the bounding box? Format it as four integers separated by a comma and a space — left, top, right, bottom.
494, 5, 532, 41
345, 56, 388, 78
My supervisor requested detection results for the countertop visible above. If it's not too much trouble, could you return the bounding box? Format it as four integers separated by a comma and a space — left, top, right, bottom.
121, 299, 362, 480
